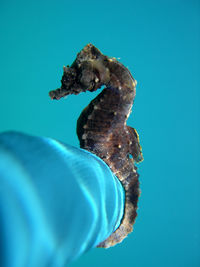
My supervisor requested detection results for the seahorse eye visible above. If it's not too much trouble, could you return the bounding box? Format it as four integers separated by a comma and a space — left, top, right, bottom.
77, 62, 96, 89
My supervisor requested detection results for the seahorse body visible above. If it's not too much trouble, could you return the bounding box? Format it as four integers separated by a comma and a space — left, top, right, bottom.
49, 44, 143, 248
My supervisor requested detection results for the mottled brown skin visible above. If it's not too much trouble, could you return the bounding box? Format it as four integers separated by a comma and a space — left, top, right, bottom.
49, 44, 143, 248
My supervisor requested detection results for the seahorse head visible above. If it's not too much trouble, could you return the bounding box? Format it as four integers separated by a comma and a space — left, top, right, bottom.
49, 44, 110, 100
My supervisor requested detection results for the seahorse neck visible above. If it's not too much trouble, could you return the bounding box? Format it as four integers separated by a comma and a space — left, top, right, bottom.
89, 58, 137, 123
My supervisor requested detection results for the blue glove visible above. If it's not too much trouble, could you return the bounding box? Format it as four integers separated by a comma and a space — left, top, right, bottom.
0, 131, 124, 267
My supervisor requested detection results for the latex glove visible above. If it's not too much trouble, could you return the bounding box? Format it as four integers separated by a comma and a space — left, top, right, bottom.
0, 131, 124, 267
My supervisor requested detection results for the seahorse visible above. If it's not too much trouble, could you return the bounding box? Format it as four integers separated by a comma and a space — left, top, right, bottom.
49, 44, 143, 248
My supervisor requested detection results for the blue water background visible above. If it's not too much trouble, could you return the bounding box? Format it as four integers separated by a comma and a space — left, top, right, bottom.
0, 0, 199, 266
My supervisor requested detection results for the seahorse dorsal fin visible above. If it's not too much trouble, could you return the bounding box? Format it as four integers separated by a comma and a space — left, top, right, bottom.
127, 126, 143, 163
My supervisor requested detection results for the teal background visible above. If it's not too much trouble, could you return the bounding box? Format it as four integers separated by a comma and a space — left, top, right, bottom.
0, 0, 199, 266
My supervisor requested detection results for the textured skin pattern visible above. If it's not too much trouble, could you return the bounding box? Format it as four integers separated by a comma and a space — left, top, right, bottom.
49, 44, 143, 248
